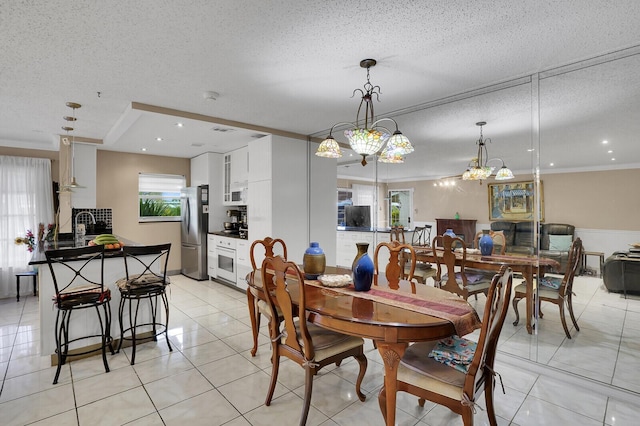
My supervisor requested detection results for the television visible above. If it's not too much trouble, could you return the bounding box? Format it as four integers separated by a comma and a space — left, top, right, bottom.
345, 205, 371, 228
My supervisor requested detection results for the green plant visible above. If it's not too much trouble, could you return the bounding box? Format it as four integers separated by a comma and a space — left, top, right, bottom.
140, 199, 177, 217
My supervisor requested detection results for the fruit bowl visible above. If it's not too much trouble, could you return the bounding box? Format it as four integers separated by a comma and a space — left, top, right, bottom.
87, 234, 124, 250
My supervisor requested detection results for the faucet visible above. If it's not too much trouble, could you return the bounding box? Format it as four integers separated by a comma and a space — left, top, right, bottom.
75, 211, 96, 238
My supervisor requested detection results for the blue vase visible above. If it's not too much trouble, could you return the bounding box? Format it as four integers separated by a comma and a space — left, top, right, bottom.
479, 230, 494, 256
443, 228, 457, 251
303, 242, 326, 279
352, 243, 374, 291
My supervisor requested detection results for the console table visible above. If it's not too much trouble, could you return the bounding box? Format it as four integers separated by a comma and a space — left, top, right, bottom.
436, 218, 477, 246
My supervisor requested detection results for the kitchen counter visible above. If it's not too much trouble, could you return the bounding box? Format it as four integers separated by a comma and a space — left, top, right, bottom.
336, 227, 414, 233
28, 235, 138, 265
32, 235, 155, 362
209, 231, 246, 239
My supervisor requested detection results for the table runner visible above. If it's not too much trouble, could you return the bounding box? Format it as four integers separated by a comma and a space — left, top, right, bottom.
305, 280, 481, 336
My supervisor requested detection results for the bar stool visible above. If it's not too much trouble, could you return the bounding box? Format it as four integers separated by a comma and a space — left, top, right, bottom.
45, 245, 114, 384
115, 243, 172, 365
16, 269, 38, 302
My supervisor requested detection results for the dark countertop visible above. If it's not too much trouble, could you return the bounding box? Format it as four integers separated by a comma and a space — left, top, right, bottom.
29, 235, 138, 265
209, 231, 246, 240
336, 227, 415, 233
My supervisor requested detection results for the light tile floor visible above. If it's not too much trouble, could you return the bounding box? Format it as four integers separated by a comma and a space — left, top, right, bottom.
1, 274, 639, 425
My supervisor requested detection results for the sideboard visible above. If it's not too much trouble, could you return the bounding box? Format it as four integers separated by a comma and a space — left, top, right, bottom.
435, 218, 477, 246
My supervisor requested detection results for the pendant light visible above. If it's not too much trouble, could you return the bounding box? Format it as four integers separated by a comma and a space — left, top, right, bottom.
316, 59, 414, 166
62, 102, 85, 189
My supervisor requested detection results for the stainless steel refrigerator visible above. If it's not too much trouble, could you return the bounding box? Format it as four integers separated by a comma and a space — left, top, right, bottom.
181, 185, 209, 280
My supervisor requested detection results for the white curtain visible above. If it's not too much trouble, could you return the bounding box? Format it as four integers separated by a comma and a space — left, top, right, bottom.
0, 156, 54, 299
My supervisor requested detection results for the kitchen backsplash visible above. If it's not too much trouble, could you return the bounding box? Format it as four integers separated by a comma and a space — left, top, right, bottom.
72, 208, 113, 231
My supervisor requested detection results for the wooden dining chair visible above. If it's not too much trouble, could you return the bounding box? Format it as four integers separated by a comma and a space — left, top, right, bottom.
474, 231, 507, 255
374, 240, 417, 292
247, 236, 287, 356
513, 238, 583, 338
378, 266, 513, 426
391, 227, 436, 284
432, 234, 493, 300
389, 226, 406, 243
261, 255, 367, 426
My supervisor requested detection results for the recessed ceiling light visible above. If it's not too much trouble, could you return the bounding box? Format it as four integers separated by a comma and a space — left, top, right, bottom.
607, 150, 613, 153
611, 158, 616, 161
141, 148, 147, 152
549, 163, 554, 166
527, 148, 535, 152
602, 140, 608, 144
176, 122, 184, 127
156, 137, 163, 142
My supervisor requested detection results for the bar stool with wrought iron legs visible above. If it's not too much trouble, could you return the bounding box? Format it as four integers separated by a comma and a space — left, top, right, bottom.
115, 243, 172, 365
45, 245, 114, 384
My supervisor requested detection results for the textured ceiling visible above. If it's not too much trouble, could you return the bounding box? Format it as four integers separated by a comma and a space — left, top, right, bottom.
1, 1, 640, 180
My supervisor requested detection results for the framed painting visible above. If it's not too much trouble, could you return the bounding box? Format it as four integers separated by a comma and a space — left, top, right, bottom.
488, 180, 544, 221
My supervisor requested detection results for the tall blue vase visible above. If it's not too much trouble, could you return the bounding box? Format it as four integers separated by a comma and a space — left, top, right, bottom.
352, 243, 374, 291
479, 230, 494, 256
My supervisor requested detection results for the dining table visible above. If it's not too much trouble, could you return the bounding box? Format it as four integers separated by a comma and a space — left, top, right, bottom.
413, 247, 560, 334
247, 266, 481, 426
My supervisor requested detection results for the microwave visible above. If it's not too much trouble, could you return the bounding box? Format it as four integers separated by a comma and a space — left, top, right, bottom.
230, 187, 247, 204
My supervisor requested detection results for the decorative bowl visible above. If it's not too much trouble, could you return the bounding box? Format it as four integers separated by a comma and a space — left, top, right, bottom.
318, 274, 352, 288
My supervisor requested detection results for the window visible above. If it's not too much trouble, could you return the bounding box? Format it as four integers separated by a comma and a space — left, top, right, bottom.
388, 189, 413, 228
138, 173, 185, 222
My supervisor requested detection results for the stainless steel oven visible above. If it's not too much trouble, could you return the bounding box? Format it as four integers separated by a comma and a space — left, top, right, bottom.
216, 244, 237, 283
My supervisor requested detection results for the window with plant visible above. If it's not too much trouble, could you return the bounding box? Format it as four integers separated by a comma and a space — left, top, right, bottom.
138, 173, 185, 222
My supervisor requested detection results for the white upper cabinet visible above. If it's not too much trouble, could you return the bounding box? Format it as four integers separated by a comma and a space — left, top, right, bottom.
231, 146, 248, 186
223, 146, 249, 205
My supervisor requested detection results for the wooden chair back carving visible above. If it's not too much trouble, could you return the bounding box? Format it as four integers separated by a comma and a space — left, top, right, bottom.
558, 237, 583, 298
250, 237, 288, 270
432, 234, 468, 299
474, 230, 507, 255
389, 226, 406, 244
374, 241, 417, 292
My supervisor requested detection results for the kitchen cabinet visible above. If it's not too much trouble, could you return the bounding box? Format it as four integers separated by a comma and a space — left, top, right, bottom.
236, 239, 251, 291
207, 234, 217, 279
336, 231, 375, 268
223, 147, 248, 205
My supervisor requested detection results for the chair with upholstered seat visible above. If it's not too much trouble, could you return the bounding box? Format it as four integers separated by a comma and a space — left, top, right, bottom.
433, 234, 493, 300
262, 255, 367, 426
45, 245, 114, 384
374, 240, 417, 292
513, 238, 583, 339
247, 237, 287, 356
378, 266, 513, 426
116, 243, 172, 365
